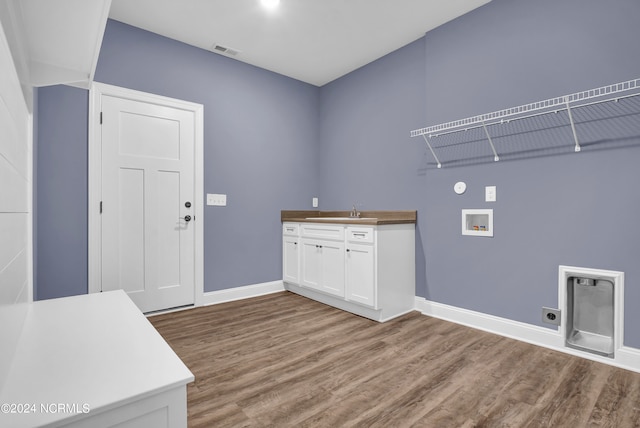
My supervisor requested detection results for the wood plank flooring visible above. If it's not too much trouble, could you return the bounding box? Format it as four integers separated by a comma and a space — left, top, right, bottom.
149, 291, 640, 427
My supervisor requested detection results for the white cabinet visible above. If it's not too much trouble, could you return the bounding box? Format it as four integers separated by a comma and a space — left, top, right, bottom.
0, 291, 193, 428
283, 221, 415, 322
345, 226, 376, 307
320, 241, 346, 297
283, 236, 299, 284
299, 224, 345, 298
345, 242, 375, 307
300, 239, 320, 288
282, 223, 300, 284
301, 238, 345, 297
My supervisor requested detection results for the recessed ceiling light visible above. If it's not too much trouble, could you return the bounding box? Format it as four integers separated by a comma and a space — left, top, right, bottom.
260, 0, 280, 9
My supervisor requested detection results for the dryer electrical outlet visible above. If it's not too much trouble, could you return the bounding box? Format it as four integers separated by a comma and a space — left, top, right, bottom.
485, 186, 496, 202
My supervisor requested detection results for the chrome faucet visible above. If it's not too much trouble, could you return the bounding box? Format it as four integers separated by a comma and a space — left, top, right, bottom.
350, 204, 360, 218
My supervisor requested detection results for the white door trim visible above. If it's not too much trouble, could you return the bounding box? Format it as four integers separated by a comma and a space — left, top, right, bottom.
88, 82, 204, 308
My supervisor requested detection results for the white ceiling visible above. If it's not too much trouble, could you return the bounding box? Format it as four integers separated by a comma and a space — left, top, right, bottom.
108, 0, 491, 87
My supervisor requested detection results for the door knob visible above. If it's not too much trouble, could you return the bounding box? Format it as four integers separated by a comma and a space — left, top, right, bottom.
181, 215, 192, 222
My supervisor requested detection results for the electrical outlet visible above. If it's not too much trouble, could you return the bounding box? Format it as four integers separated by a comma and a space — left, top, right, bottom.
485, 186, 496, 202
542, 307, 561, 326
312, 197, 318, 208
207, 193, 227, 206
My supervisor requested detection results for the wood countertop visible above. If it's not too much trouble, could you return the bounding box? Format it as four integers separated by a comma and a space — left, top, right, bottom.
281, 210, 416, 225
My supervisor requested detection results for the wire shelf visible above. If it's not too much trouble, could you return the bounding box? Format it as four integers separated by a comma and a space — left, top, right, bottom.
411, 78, 640, 168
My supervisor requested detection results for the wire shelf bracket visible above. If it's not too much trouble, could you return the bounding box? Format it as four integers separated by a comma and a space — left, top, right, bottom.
564, 97, 581, 152
422, 134, 442, 169
481, 119, 500, 162
411, 78, 640, 168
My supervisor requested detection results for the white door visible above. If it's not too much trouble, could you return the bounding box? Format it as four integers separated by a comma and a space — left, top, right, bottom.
100, 94, 196, 313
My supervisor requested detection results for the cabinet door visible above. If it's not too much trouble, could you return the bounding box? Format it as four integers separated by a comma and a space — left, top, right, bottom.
319, 240, 345, 298
346, 243, 376, 308
283, 236, 299, 284
300, 238, 322, 290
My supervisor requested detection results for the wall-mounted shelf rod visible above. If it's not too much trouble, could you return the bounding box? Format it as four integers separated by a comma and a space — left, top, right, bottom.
423, 91, 640, 139
411, 78, 640, 138
410, 78, 640, 168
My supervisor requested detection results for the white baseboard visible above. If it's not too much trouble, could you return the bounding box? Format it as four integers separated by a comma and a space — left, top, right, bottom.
203, 280, 285, 306
415, 297, 640, 374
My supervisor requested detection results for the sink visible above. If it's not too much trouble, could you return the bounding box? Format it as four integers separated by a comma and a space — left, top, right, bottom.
305, 217, 377, 221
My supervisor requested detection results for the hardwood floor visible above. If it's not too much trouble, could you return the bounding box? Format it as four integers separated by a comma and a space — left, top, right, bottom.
149, 291, 640, 427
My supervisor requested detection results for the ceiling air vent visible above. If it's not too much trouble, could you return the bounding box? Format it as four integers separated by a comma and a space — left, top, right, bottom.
210, 44, 240, 56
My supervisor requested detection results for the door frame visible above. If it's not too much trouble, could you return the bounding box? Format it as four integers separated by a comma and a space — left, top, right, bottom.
88, 82, 204, 308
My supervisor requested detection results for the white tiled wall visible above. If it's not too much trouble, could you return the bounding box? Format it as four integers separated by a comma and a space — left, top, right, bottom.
0, 17, 31, 390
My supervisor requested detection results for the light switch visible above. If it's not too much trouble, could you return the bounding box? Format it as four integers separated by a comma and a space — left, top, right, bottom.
207, 193, 227, 206
312, 197, 318, 208
485, 186, 496, 202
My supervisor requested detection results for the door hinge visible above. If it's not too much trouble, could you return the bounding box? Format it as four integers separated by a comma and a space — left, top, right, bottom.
99, 201, 103, 213
100, 112, 103, 124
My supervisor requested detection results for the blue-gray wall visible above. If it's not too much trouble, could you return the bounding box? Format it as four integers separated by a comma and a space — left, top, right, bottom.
36, 85, 88, 300
318, 37, 428, 296
318, 0, 640, 348
36, 0, 640, 348
36, 20, 320, 298
423, 0, 640, 348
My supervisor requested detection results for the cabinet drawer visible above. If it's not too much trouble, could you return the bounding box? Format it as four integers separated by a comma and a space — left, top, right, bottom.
283, 223, 299, 236
301, 223, 344, 240
347, 226, 374, 244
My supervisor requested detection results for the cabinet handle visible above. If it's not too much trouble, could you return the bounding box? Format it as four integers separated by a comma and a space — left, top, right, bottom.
353, 233, 366, 237
346, 249, 350, 252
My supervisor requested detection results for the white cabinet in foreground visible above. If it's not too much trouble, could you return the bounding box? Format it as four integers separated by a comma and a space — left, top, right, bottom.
0, 291, 193, 428
283, 222, 415, 322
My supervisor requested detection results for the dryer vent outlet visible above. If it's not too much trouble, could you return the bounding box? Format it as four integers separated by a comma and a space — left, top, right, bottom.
542, 307, 561, 326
